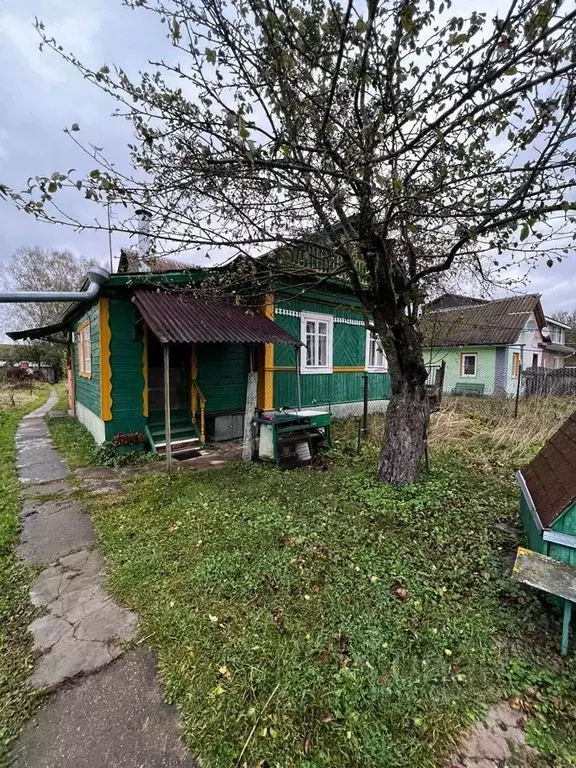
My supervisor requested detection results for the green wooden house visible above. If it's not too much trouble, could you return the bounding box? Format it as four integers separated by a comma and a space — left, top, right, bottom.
9, 253, 391, 453
517, 410, 576, 568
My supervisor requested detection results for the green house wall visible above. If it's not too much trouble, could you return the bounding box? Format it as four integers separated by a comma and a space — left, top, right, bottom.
273, 295, 391, 409
73, 303, 101, 418
426, 347, 497, 395
197, 343, 250, 413
548, 503, 576, 568
106, 299, 146, 439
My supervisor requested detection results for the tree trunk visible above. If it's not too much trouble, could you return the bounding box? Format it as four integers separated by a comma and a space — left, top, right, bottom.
376, 321, 429, 484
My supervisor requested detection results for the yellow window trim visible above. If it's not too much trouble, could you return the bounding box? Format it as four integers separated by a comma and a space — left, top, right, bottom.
512, 351, 521, 379
77, 319, 92, 379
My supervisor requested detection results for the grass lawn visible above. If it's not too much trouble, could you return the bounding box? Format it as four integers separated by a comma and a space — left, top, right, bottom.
56, 396, 574, 767
0, 383, 50, 763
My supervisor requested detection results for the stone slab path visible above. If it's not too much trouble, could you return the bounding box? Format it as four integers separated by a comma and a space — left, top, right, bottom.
450, 701, 539, 768
11, 391, 196, 767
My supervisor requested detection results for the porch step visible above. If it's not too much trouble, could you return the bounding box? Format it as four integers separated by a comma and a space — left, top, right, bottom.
156, 438, 201, 455
146, 415, 200, 453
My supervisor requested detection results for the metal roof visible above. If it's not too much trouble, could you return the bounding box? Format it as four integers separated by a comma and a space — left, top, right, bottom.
133, 289, 302, 345
421, 294, 544, 347
7, 321, 69, 341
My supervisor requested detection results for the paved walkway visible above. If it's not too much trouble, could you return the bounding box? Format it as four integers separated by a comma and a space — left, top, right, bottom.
11, 391, 196, 767
450, 701, 538, 767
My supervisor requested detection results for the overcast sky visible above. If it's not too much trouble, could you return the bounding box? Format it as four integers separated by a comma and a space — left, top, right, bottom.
0, 0, 575, 315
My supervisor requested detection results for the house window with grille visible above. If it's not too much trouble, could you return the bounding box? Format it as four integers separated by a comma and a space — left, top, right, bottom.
365, 331, 388, 372
460, 353, 477, 377
300, 312, 333, 374
77, 320, 92, 378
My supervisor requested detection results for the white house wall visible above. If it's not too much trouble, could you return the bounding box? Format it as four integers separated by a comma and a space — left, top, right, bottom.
75, 401, 106, 444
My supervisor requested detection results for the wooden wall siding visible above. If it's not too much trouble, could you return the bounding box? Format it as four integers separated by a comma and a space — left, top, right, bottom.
73, 303, 101, 417
196, 343, 250, 413
99, 298, 113, 421
549, 504, 576, 568
107, 299, 146, 438
274, 370, 390, 409
272, 294, 390, 407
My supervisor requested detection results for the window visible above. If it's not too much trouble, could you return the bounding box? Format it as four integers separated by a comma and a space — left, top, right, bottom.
77, 320, 92, 378
512, 352, 521, 378
460, 353, 477, 377
300, 312, 333, 374
532, 353, 539, 368
365, 331, 388, 372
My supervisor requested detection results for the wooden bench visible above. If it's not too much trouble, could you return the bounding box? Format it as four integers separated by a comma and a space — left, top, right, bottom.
452, 382, 485, 397
512, 547, 576, 655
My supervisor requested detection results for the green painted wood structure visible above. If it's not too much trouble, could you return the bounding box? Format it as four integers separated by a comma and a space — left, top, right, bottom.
517, 410, 576, 650
67, 270, 392, 449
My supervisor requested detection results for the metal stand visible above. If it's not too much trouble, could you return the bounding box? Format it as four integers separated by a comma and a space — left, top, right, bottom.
163, 343, 172, 470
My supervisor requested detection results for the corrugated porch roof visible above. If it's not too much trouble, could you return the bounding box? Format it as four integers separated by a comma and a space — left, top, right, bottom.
133, 288, 301, 345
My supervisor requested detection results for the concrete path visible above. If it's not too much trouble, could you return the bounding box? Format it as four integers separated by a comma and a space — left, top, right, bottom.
11, 391, 196, 767
451, 701, 538, 767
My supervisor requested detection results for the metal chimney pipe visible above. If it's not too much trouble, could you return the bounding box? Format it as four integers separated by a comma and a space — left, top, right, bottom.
0, 265, 110, 303
135, 208, 151, 261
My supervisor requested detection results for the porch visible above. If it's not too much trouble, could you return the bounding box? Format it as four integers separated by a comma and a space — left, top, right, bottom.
133, 289, 301, 464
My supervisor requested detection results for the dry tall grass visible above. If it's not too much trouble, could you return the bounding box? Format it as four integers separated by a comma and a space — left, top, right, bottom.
429, 396, 576, 467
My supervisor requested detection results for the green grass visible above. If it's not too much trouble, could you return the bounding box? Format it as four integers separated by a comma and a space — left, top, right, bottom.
48, 416, 96, 470
70, 411, 576, 768
51, 380, 70, 412
0, 384, 50, 764
46, 399, 576, 766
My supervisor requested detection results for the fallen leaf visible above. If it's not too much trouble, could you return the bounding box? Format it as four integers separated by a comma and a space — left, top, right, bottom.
390, 581, 408, 600
303, 734, 312, 754
209, 614, 219, 623
219, 665, 231, 679
211, 685, 225, 696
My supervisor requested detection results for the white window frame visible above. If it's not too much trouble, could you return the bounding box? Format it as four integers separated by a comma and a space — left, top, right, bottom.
365, 331, 388, 372
77, 320, 92, 378
460, 353, 477, 378
300, 311, 333, 374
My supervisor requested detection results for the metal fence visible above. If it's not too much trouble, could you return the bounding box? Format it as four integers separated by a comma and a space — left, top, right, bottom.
522, 366, 576, 397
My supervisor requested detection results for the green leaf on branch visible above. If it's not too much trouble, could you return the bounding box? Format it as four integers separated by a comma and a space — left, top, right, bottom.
449, 33, 469, 45
205, 48, 216, 65
71, 123, 80, 132
89, 169, 101, 180
520, 223, 530, 241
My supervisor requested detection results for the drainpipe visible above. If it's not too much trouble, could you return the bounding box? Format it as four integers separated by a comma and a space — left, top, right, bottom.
0, 265, 110, 304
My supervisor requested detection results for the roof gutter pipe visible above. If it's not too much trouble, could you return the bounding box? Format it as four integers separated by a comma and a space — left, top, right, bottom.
0, 265, 110, 304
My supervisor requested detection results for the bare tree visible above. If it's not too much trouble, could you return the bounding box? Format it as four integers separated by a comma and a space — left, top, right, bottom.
2, 247, 95, 329
2, 0, 576, 482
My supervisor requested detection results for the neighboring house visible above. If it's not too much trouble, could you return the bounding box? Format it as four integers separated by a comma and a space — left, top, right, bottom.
542, 316, 573, 369
421, 293, 575, 397
8, 252, 391, 449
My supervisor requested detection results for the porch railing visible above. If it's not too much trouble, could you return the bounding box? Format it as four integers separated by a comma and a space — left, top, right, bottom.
191, 381, 206, 443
